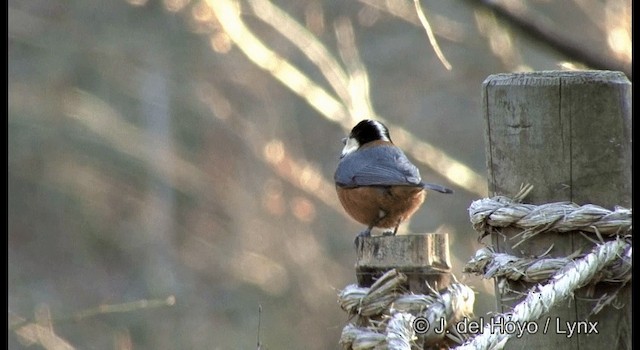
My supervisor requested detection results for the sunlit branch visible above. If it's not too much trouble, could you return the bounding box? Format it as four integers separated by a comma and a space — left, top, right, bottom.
357, 0, 466, 43
248, 0, 352, 112
71, 296, 176, 321
413, 0, 452, 70
207, 0, 351, 127
333, 17, 376, 120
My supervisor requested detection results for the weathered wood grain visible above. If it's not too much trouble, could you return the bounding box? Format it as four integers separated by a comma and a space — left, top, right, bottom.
482, 70, 631, 349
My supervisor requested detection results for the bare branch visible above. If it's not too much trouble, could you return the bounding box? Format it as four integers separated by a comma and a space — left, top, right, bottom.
413, 0, 452, 70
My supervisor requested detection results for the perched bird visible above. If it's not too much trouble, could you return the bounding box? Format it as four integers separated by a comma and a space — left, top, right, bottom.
334, 119, 453, 239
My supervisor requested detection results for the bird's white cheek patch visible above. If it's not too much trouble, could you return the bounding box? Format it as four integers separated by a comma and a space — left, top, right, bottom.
341, 137, 360, 158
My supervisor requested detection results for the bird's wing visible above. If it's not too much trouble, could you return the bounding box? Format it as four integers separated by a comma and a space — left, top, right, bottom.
334, 145, 422, 187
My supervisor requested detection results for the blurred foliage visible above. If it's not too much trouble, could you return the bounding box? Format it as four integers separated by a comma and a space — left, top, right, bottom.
8, 0, 630, 349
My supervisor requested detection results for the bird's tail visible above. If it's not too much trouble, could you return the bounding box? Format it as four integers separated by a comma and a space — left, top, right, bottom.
420, 182, 454, 194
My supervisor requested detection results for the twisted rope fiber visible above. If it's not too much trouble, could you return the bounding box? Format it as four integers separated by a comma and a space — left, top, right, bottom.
468, 197, 631, 246
339, 269, 475, 349
455, 238, 629, 350
464, 245, 632, 284
386, 313, 416, 350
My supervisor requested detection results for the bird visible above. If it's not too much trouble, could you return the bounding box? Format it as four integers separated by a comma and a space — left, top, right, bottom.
334, 119, 453, 239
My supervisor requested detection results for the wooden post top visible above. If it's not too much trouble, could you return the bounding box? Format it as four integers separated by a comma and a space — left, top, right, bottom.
355, 233, 452, 294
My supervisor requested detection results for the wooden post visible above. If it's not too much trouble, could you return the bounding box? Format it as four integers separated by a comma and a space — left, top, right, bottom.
355, 234, 451, 295
482, 71, 631, 349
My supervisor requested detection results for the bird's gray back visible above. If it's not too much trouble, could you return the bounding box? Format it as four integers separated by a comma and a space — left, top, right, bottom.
334, 144, 422, 188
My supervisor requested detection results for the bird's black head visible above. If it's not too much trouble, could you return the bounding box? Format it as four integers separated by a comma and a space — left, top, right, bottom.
340, 120, 391, 158
350, 120, 391, 144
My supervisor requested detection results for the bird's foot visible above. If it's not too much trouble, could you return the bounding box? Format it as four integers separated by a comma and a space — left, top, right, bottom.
382, 230, 396, 236
357, 229, 372, 238
354, 229, 371, 246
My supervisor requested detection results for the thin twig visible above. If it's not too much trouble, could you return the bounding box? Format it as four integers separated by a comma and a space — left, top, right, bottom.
413, 0, 452, 70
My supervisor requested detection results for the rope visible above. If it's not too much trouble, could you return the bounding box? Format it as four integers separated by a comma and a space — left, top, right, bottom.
386, 313, 416, 350
339, 269, 407, 317
338, 269, 475, 349
455, 238, 630, 350
468, 196, 631, 247
464, 245, 632, 285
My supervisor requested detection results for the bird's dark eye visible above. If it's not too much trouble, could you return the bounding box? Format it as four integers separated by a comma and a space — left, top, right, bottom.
341, 137, 347, 145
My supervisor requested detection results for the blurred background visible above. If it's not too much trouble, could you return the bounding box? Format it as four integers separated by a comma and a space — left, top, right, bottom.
8, 0, 631, 349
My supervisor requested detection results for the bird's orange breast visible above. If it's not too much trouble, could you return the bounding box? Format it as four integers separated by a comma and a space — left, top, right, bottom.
336, 185, 426, 229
